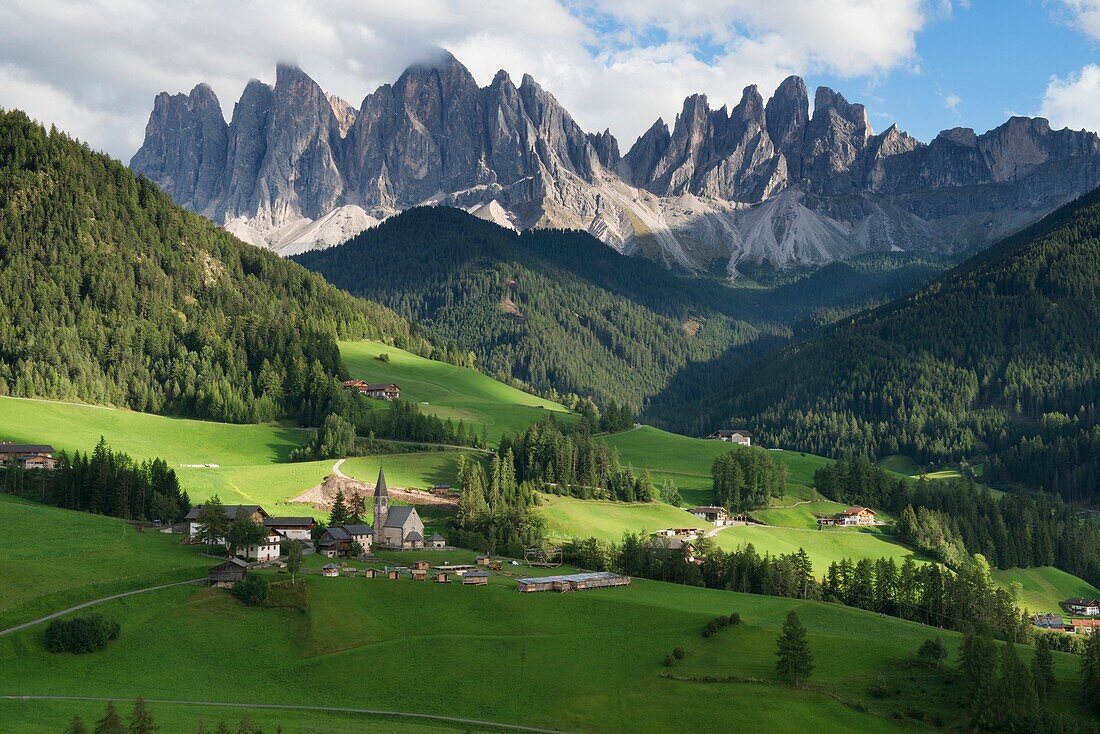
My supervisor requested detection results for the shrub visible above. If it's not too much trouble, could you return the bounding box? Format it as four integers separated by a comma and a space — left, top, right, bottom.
44, 614, 120, 654
663, 655, 673, 667
673, 646, 685, 660
231, 573, 269, 606
376, 353, 390, 362
727, 612, 741, 625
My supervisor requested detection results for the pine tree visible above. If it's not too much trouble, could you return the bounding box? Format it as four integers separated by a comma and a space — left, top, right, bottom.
329, 488, 349, 527
1032, 635, 1055, 702
64, 715, 89, 734
995, 642, 1039, 728
775, 610, 814, 687
94, 702, 126, 734
961, 629, 999, 729
129, 696, 159, 734
1083, 627, 1100, 714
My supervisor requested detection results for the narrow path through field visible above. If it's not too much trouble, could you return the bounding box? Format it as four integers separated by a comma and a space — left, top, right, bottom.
331, 457, 348, 478
0, 579, 205, 637
0, 695, 574, 733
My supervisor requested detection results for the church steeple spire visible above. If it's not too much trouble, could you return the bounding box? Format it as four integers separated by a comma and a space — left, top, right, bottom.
373, 466, 389, 529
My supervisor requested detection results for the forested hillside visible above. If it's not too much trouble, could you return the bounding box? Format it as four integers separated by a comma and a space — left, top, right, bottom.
696, 187, 1100, 501
296, 207, 765, 409
0, 110, 418, 423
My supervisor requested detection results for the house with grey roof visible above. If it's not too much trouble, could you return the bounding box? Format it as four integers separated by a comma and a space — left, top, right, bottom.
318, 523, 373, 558
264, 516, 315, 541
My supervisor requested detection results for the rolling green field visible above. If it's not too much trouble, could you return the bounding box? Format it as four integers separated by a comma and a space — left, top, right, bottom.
0, 556, 1091, 733
713, 524, 927, 570
0, 495, 210, 630
539, 494, 705, 542
340, 452, 479, 492
991, 566, 1100, 616
340, 340, 577, 442
600, 427, 832, 507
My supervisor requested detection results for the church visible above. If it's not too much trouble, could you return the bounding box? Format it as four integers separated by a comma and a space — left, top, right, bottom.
373, 467, 441, 549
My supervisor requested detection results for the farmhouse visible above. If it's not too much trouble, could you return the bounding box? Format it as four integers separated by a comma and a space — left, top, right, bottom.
239, 530, 283, 563
208, 557, 249, 587
341, 380, 400, 400
317, 524, 374, 558
819, 507, 877, 527
0, 443, 58, 470
264, 516, 315, 541
690, 506, 730, 526
1071, 619, 1100, 635
705, 430, 752, 446
373, 468, 440, 549
1065, 598, 1100, 616
184, 504, 270, 542
321, 564, 340, 577
1033, 613, 1069, 631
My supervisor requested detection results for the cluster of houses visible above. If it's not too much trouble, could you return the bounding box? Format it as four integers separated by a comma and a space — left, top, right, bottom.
341, 380, 401, 401
0, 442, 58, 470
688, 506, 750, 527
187, 469, 446, 563
705, 429, 752, 446
817, 506, 878, 527
1031, 598, 1100, 634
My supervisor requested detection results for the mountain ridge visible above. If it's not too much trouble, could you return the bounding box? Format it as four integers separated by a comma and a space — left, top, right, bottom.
132, 49, 1100, 271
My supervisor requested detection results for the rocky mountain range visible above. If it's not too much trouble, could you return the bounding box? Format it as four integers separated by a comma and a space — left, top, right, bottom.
132, 49, 1100, 269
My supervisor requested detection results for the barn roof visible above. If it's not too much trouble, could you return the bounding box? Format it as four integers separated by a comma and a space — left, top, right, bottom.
0, 443, 54, 454
265, 516, 315, 527
185, 504, 265, 521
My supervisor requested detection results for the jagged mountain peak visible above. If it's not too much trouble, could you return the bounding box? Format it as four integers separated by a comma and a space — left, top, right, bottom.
132, 50, 1100, 272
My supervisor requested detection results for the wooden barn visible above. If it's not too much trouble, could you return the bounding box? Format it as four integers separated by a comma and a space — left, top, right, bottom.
208, 558, 249, 588
363, 568, 382, 578
387, 569, 400, 580
463, 571, 489, 586
435, 571, 452, 583
411, 568, 428, 581
515, 572, 631, 594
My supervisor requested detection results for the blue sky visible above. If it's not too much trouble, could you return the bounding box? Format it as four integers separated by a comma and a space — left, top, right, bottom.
2, 0, 1100, 159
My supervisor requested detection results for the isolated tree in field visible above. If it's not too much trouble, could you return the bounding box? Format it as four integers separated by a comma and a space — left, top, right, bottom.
349, 492, 366, 524
63, 714, 88, 734
917, 638, 947, 669
329, 488, 350, 527
1032, 636, 1055, 702
226, 514, 266, 558
284, 540, 303, 584
93, 702, 126, 734
1083, 627, 1100, 714
775, 610, 814, 687
195, 496, 230, 546
129, 696, 158, 734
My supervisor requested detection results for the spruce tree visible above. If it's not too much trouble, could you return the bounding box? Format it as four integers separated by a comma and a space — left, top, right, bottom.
328, 489, 349, 527
129, 696, 158, 734
1082, 628, 1100, 714
995, 642, 1038, 728
961, 629, 999, 729
93, 702, 126, 734
775, 610, 814, 687
1032, 635, 1055, 702
64, 714, 89, 734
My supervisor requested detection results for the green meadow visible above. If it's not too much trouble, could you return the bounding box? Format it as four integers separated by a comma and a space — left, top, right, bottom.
0, 558, 1092, 733
712, 524, 927, 570
339, 340, 577, 442
538, 494, 705, 542
600, 427, 832, 506
0, 495, 210, 630
991, 566, 1100, 616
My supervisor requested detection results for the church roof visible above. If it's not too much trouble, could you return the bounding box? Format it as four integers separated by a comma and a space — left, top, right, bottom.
384, 506, 419, 529
374, 467, 388, 498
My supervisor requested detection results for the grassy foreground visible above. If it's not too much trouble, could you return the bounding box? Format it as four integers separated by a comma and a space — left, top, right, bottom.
0, 560, 1091, 733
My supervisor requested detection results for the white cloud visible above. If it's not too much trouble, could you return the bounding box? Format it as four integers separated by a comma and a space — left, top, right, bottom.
1039, 64, 1100, 131
1055, 1, 1100, 40
944, 93, 962, 111
0, 0, 937, 160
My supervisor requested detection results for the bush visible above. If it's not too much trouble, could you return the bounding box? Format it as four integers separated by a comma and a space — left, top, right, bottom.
231, 574, 269, 606
44, 614, 120, 654
727, 612, 741, 625
663, 655, 673, 667
376, 353, 390, 362
673, 646, 685, 660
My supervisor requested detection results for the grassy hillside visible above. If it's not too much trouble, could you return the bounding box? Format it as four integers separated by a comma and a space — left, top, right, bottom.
991, 566, 1100, 616
601, 426, 832, 506
540, 494, 705, 542
340, 340, 575, 443
0, 495, 209, 630
0, 558, 1092, 733
713, 525, 927, 570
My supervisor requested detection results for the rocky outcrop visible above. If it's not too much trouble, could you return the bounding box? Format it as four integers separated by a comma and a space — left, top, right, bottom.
132, 50, 1100, 271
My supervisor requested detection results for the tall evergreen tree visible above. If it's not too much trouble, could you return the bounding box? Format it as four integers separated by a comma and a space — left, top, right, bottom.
93, 702, 126, 734
1032, 635, 1056, 703
329, 489, 350, 527
129, 696, 158, 734
1082, 628, 1100, 714
775, 610, 814, 687
63, 715, 89, 734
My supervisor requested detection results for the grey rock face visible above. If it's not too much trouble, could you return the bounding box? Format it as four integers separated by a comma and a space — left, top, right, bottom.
132, 51, 1100, 271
